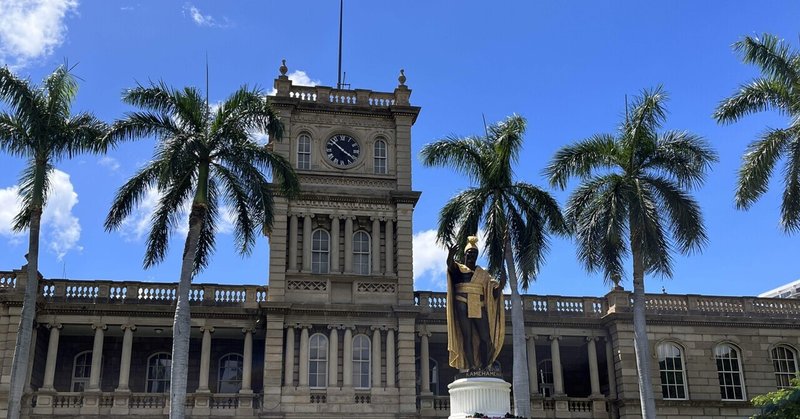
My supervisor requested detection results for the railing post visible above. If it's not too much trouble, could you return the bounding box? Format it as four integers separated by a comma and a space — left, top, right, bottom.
582, 298, 595, 316
604, 289, 630, 314
244, 287, 258, 308
546, 296, 558, 314
316, 86, 331, 104
355, 89, 370, 106
742, 297, 755, 314
686, 294, 700, 313
125, 284, 138, 302
203, 285, 216, 304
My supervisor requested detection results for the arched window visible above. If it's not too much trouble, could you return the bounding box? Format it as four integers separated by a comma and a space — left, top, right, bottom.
374, 139, 387, 174
72, 350, 93, 392
147, 352, 171, 393
309, 334, 328, 388
657, 342, 688, 399
353, 231, 370, 275
312, 229, 329, 274
218, 353, 243, 393
352, 334, 371, 389
538, 359, 554, 397
715, 344, 745, 400
771, 345, 798, 388
297, 134, 311, 170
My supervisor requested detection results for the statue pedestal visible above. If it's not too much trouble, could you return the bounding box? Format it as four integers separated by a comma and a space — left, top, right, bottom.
448, 377, 511, 419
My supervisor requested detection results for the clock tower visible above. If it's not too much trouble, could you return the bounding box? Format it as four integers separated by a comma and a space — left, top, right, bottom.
261, 60, 422, 416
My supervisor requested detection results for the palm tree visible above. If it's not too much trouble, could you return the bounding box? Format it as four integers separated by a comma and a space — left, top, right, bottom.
715, 33, 800, 233
0, 65, 107, 419
104, 82, 299, 419
546, 87, 716, 419
420, 115, 568, 418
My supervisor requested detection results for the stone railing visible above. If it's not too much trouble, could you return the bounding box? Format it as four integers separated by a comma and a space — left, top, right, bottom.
415, 290, 800, 319
415, 292, 605, 318
34, 278, 267, 308
284, 85, 403, 107
0, 270, 17, 290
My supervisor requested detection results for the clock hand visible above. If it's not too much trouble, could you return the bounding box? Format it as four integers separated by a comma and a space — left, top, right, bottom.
334, 142, 356, 160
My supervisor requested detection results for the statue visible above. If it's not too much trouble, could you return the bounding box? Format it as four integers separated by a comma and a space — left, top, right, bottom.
446, 236, 505, 371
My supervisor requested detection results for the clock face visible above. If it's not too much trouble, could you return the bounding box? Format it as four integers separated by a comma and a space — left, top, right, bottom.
325, 134, 360, 167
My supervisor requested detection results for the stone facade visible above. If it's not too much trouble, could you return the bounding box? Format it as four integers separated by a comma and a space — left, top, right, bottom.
0, 65, 798, 419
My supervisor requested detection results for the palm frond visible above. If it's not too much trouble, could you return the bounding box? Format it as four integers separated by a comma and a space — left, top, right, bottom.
0, 111, 31, 157
629, 180, 673, 277
0, 67, 40, 121
545, 134, 618, 189
193, 178, 218, 273
212, 163, 256, 255
735, 128, 793, 209
645, 130, 718, 189
642, 175, 707, 253
714, 78, 793, 124
436, 188, 489, 248
780, 137, 800, 232
733, 34, 799, 88
143, 169, 196, 268
420, 136, 486, 182
105, 162, 164, 230
12, 160, 52, 231
122, 81, 179, 115
43, 65, 77, 122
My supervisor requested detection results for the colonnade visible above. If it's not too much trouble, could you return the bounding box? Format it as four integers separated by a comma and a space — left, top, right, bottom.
284, 324, 397, 389
416, 330, 616, 398
287, 213, 395, 275
36, 322, 255, 394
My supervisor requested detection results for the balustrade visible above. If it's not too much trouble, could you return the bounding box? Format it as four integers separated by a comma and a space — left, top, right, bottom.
0, 270, 17, 289
30, 279, 267, 307
282, 85, 406, 108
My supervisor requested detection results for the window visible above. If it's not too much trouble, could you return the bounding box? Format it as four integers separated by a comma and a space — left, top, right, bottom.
71, 350, 93, 392
538, 359, 554, 397
415, 357, 440, 395
353, 231, 370, 275
147, 353, 171, 393
297, 134, 311, 170
374, 139, 387, 174
218, 353, 243, 393
715, 344, 745, 400
309, 334, 328, 388
352, 335, 371, 389
657, 342, 688, 399
312, 229, 329, 274
771, 345, 798, 388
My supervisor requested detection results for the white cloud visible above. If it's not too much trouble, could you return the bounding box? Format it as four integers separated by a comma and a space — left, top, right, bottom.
0, 0, 79, 68
0, 169, 82, 260
98, 156, 120, 172
183, 3, 231, 28
268, 70, 320, 96
413, 229, 447, 289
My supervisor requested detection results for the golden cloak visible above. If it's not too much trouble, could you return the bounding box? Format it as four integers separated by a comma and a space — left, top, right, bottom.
446, 263, 505, 369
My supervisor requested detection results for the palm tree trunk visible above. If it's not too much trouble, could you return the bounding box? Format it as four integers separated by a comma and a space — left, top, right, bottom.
169, 205, 204, 419
504, 234, 530, 418
7, 207, 42, 419
631, 242, 656, 419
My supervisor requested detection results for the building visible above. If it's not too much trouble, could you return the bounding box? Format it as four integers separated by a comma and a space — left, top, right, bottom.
0, 63, 799, 418
759, 279, 800, 299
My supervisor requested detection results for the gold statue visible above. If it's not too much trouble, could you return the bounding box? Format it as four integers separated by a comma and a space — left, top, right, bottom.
446, 236, 505, 370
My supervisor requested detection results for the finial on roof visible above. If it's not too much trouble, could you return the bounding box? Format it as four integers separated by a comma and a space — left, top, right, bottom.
280, 59, 288, 76
398, 69, 406, 86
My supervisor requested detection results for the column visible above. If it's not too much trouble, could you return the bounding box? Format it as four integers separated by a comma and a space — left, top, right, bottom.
116, 324, 136, 391
419, 330, 431, 394
372, 327, 382, 388
344, 216, 353, 273
284, 325, 295, 386
386, 328, 395, 387
527, 335, 539, 396
371, 217, 381, 274
298, 326, 310, 386
241, 328, 253, 391
42, 323, 62, 391
328, 326, 339, 387
343, 327, 353, 387
605, 338, 617, 399
384, 219, 394, 275
550, 336, 564, 396
302, 214, 313, 272
330, 215, 340, 272
198, 326, 214, 392
587, 337, 601, 396
88, 323, 106, 390
288, 214, 298, 271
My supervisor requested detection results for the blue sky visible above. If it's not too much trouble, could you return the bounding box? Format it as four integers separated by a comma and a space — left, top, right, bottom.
0, 1, 798, 297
